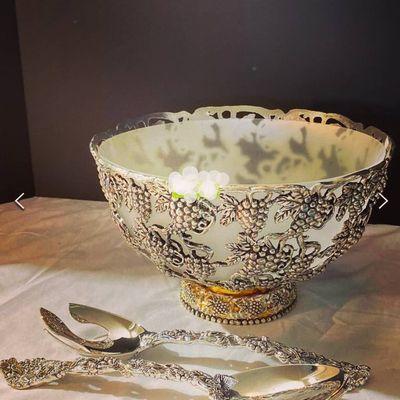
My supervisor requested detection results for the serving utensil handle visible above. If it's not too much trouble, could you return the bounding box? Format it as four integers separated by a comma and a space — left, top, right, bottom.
141, 330, 369, 390
0, 356, 235, 399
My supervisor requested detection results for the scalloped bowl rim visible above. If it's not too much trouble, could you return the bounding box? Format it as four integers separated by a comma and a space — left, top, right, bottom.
90, 108, 394, 190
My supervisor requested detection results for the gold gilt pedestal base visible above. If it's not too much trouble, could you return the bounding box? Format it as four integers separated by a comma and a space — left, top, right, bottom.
180, 280, 296, 325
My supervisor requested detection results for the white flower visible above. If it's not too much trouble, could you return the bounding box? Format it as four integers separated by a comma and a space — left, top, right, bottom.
168, 166, 229, 203
168, 167, 199, 203
198, 178, 218, 201
209, 170, 230, 186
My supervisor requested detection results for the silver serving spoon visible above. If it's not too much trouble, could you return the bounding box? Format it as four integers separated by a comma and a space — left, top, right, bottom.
40, 303, 370, 391
0, 357, 345, 400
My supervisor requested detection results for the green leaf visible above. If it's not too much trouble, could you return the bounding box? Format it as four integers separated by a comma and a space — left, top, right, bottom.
172, 192, 184, 199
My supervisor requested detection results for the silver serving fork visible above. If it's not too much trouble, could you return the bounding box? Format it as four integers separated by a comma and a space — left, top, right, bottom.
40, 303, 370, 391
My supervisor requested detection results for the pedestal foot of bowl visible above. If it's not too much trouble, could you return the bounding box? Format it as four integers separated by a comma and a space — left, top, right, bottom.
180, 280, 296, 325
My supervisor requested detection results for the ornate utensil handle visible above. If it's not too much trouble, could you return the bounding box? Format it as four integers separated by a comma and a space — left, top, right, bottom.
140, 330, 370, 391
0, 356, 235, 399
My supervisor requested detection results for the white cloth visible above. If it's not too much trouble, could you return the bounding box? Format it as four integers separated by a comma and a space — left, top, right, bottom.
0, 197, 399, 399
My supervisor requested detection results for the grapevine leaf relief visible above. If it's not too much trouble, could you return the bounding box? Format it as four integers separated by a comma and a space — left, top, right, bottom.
147, 181, 170, 213
94, 106, 390, 302
97, 158, 388, 294
274, 187, 309, 223
336, 182, 365, 221
219, 194, 239, 226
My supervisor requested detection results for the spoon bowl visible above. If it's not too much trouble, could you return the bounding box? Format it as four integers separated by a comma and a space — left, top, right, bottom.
231, 364, 344, 399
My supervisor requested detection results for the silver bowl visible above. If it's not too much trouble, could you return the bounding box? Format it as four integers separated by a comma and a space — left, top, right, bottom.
90, 106, 393, 324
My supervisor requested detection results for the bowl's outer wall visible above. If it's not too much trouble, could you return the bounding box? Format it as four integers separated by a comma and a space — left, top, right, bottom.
92, 107, 391, 291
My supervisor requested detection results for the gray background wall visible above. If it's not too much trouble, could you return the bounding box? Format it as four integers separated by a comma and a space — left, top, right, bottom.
10, 0, 400, 224
1, 0, 34, 203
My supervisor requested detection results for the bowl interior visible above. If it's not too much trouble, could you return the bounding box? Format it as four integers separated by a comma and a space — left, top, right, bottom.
97, 118, 385, 185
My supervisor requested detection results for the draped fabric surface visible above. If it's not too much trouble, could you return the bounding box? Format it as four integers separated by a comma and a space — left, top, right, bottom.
0, 197, 399, 400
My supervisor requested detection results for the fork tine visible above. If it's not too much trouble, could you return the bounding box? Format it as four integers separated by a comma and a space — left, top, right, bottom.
68, 303, 146, 338
40, 308, 114, 352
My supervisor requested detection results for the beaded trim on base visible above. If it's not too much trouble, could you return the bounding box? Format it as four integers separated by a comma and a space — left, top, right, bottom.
181, 297, 296, 325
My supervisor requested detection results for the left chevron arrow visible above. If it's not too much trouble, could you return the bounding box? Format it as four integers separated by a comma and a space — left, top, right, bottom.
14, 193, 25, 210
